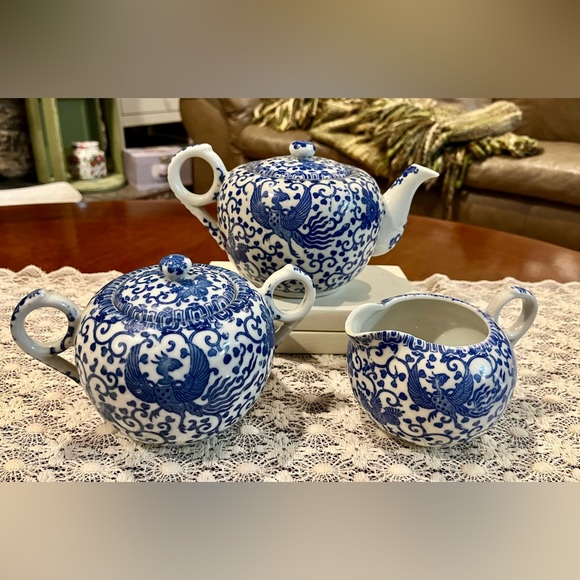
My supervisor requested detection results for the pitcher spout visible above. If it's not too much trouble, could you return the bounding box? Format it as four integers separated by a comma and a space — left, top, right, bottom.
345, 302, 398, 348
373, 164, 439, 256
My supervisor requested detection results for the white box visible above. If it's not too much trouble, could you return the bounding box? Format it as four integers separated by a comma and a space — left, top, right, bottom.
123, 146, 192, 193
210, 261, 415, 354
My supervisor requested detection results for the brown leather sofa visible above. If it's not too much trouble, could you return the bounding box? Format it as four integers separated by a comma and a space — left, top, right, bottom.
179, 98, 580, 251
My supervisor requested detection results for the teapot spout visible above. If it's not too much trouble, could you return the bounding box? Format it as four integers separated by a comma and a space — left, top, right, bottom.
373, 164, 439, 256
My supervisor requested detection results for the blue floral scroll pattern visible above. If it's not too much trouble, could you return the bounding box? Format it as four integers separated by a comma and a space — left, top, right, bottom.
347, 303, 517, 447
218, 159, 385, 295
113, 263, 236, 327
75, 265, 276, 445
388, 165, 420, 189
250, 154, 352, 181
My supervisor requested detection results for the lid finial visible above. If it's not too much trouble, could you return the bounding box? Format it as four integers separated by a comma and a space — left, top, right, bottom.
289, 141, 316, 159
159, 254, 193, 281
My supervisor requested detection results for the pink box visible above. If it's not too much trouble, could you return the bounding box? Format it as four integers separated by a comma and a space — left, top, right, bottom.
123, 146, 192, 193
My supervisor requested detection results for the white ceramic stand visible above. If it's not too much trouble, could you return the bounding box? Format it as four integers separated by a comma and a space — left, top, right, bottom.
210, 262, 414, 354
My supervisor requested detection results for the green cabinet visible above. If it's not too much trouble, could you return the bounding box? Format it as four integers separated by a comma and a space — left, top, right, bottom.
25, 98, 125, 193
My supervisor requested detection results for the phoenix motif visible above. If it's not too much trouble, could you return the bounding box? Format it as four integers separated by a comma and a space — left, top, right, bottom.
250, 187, 342, 257
125, 340, 211, 433
407, 361, 499, 429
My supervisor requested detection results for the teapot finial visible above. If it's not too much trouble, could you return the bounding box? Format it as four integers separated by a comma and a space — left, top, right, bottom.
289, 140, 316, 159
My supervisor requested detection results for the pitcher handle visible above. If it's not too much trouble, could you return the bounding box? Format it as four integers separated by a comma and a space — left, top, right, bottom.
10, 289, 81, 382
258, 265, 316, 346
168, 144, 227, 251
485, 286, 538, 346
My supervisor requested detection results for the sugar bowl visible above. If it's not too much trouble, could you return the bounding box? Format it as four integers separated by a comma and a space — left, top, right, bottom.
11, 255, 315, 445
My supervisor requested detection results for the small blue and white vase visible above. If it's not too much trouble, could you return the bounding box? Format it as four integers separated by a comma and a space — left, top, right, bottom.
345, 286, 538, 447
10, 255, 315, 445
168, 141, 438, 297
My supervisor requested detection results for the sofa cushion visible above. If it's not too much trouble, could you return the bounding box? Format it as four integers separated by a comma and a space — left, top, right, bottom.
220, 98, 262, 132
464, 140, 580, 208
496, 98, 580, 144
411, 187, 580, 251
238, 124, 355, 165
240, 126, 580, 209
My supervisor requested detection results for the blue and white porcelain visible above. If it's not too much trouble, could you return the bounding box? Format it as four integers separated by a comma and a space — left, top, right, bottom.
345, 286, 538, 447
10, 256, 315, 445
168, 141, 438, 297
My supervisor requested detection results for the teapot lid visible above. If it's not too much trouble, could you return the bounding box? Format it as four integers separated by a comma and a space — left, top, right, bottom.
112, 255, 237, 326
247, 140, 354, 181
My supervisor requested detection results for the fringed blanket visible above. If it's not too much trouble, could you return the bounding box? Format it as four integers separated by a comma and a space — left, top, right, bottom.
251, 98, 541, 216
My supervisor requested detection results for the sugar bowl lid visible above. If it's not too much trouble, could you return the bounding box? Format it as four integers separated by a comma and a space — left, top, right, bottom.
247, 140, 354, 181
112, 254, 237, 325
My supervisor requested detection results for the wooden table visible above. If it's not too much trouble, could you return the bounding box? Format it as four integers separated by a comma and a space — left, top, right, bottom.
1, 199, 579, 281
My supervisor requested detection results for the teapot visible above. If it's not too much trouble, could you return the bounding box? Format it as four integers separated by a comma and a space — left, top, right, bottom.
168, 141, 438, 296
10, 255, 315, 445
345, 286, 538, 447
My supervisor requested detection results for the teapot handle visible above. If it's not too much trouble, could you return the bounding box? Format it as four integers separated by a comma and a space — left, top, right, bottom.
168, 144, 227, 251
258, 265, 316, 346
10, 289, 81, 382
485, 286, 538, 346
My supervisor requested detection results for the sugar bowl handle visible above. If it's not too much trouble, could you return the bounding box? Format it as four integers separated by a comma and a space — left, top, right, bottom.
485, 286, 538, 346
258, 265, 316, 346
10, 289, 81, 382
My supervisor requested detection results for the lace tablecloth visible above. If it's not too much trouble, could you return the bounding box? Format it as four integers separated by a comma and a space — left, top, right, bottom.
1, 266, 579, 482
